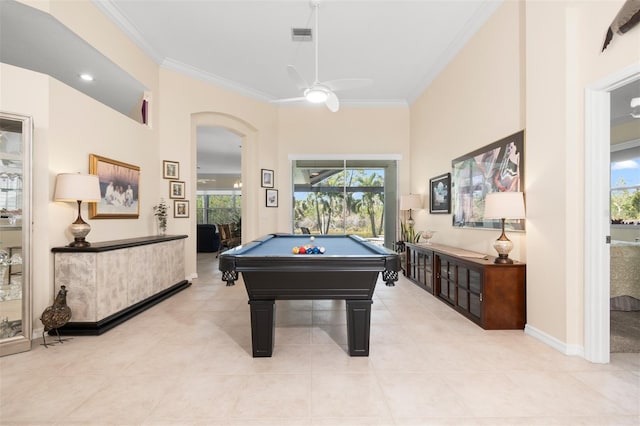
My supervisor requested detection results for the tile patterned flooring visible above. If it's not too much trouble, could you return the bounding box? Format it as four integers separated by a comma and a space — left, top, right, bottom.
0, 252, 638, 425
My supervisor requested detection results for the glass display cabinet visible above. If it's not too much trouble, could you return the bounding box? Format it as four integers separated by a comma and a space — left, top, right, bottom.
0, 112, 32, 356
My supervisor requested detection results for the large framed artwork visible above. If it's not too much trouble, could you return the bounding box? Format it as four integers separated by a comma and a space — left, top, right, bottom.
451, 130, 525, 230
89, 154, 140, 219
429, 173, 451, 214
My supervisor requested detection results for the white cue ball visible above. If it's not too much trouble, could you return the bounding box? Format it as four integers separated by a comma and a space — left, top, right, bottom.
310, 236, 315, 241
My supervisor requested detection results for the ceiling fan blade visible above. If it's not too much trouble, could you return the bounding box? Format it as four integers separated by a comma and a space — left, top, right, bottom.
323, 78, 373, 92
270, 97, 306, 104
287, 65, 309, 91
325, 91, 339, 112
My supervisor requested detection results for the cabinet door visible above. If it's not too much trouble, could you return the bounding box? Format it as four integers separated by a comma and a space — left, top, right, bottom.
415, 250, 433, 292
455, 264, 482, 323
468, 269, 482, 319
438, 256, 455, 304
456, 266, 469, 311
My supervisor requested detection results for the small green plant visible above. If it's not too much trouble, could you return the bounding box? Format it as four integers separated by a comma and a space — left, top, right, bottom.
153, 198, 169, 234
400, 222, 422, 243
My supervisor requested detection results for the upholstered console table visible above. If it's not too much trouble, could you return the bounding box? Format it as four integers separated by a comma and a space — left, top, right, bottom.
404, 242, 526, 330
52, 235, 189, 335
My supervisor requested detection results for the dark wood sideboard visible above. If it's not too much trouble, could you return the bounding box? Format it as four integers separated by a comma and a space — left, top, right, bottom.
404, 242, 526, 330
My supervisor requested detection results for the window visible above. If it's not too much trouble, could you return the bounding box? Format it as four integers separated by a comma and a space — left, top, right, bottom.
196, 190, 241, 225
292, 159, 397, 248
610, 140, 640, 225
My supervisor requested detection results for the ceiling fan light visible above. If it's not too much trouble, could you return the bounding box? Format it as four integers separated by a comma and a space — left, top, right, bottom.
305, 87, 329, 103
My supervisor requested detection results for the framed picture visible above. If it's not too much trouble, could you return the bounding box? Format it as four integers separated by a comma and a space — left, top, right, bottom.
89, 154, 140, 219
429, 173, 451, 214
261, 169, 274, 188
451, 130, 525, 230
174, 200, 189, 218
266, 189, 278, 207
163, 160, 179, 179
169, 180, 185, 199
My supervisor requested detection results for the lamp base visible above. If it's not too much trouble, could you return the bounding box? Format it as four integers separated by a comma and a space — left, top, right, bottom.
493, 219, 514, 264
68, 202, 92, 247
494, 254, 514, 264
68, 239, 91, 248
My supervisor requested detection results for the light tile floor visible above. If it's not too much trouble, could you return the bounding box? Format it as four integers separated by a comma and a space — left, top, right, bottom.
1, 252, 638, 425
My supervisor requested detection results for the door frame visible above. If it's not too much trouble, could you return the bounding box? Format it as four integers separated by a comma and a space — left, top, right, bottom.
584, 62, 639, 363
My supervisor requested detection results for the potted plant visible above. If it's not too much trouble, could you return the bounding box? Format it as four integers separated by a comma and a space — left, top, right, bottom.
153, 199, 169, 235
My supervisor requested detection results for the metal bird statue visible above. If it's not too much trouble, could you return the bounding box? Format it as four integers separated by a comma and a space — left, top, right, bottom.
602, 0, 640, 51
40, 285, 72, 348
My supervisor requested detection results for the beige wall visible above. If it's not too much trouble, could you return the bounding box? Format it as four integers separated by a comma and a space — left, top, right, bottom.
526, 0, 639, 351
410, 1, 525, 257
411, 0, 639, 352
4, 0, 162, 334
275, 107, 411, 233
158, 67, 280, 276
612, 120, 640, 144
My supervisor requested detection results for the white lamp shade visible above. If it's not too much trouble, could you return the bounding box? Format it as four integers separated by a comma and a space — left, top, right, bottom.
54, 173, 101, 202
484, 192, 525, 219
400, 194, 422, 211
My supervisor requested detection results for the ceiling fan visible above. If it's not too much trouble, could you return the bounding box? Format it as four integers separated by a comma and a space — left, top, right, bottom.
273, 1, 373, 112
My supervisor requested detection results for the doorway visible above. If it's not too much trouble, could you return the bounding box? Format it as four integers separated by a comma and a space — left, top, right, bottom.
196, 126, 242, 253
584, 63, 640, 363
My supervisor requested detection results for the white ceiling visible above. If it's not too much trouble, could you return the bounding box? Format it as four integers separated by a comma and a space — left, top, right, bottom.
94, 0, 503, 106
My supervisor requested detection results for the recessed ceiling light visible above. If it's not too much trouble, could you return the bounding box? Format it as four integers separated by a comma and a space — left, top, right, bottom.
79, 73, 94, 82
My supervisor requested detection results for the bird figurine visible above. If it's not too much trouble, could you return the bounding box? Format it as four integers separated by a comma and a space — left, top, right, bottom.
40, 285, 72, 348
602, 0, 640, 51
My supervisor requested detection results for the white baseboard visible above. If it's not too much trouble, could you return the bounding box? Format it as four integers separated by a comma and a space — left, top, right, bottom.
525, 324, 585, 358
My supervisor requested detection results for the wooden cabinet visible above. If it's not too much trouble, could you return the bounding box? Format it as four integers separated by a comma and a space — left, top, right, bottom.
404, 243, 526, 330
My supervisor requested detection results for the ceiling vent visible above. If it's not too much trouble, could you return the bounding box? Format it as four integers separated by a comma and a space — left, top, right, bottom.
291, 28, 312, 41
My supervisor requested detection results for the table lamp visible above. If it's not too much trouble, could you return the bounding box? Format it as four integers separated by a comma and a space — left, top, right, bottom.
399, 194, 422, 228
483, 191, 525, 264
54, 173, 101, 247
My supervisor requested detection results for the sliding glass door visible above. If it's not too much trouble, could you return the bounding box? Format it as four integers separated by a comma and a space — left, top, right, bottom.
292, 159, 397, 249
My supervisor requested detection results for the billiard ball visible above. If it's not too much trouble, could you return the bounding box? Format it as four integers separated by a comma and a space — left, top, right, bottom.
292, 247, 299, 254
310, 236, 315, 242
319, 247, 325, 254
298, 247, 306, 254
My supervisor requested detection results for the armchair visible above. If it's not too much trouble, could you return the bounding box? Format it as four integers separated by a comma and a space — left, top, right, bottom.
196, 224, 221, 253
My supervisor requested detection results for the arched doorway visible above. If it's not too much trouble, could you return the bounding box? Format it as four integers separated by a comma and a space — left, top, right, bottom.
191, 112, 259, 245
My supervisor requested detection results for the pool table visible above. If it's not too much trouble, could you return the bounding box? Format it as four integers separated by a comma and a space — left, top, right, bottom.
218, 234, 401, 357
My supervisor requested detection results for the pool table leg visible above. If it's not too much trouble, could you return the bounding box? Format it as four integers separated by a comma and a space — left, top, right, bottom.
346, 300, 373, 356
249, 299, 275, 357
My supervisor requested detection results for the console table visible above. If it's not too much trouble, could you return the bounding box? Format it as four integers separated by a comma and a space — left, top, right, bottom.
404, 242, 526, 329
52, 235, 189, 335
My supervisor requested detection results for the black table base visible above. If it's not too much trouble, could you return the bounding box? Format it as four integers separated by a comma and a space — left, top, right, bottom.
248, 299, 373, 357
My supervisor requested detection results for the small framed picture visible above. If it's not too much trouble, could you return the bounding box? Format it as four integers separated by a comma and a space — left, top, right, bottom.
169, 180, 185, 199
429, 173, 451, 214
174, 200, 189, 218
163, 160, 179, 179
261, 169, 274, 188
266, 189, 278, 207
